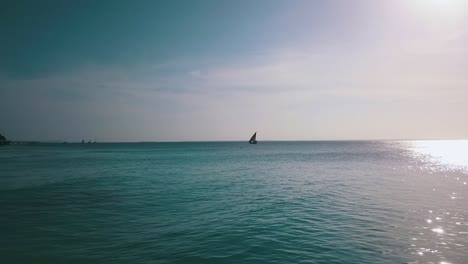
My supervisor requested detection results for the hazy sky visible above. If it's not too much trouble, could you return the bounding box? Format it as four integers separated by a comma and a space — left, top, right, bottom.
1, 0, 467, 141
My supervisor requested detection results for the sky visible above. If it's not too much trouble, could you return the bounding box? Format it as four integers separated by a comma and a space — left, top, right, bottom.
1, 0, 468, 142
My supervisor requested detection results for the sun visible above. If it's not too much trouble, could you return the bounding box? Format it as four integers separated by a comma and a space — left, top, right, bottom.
408, 0, 468, 17
402, 0, 468, 27
414, 0, 465, 9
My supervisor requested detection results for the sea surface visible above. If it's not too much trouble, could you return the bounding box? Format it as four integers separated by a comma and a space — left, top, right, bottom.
1, 141, 467, 264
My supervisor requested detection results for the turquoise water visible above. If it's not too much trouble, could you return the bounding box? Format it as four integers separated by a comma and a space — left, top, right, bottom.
1, 141, 467, 263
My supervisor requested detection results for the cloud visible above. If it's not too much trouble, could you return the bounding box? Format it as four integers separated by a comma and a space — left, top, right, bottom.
1, 40, 468, 141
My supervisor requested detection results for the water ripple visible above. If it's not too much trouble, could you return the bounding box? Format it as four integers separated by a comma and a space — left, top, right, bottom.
1, 141, 467, 263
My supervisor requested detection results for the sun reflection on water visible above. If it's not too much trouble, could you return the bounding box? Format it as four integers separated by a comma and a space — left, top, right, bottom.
407, 140, 468, 173
398, 140, 468, 264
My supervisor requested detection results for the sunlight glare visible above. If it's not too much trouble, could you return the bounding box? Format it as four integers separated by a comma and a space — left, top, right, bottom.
406, 0, 468, 20
409, 140, 468, 169
411, 0, 467, 12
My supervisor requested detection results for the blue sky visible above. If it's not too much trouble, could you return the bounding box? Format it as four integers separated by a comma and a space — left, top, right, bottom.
1, 0, 468, 141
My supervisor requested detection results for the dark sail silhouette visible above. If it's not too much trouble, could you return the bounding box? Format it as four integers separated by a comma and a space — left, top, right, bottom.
249, 132, 257, 144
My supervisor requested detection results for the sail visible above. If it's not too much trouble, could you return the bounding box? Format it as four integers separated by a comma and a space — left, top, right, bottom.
249, 132, 257, 144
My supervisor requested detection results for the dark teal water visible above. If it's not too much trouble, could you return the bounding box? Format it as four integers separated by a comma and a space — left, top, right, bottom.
1, 141, 467, 263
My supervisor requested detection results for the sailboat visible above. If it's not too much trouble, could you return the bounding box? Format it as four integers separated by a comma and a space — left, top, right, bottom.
249, 132, 257, 144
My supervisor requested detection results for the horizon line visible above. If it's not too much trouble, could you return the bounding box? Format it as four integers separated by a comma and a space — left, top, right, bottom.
8, 138, 468, 144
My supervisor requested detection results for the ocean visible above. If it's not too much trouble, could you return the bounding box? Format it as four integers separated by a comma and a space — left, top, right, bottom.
1, 141, 467, 263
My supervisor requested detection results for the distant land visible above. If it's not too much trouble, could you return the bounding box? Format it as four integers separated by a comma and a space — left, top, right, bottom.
0, 133, 11, 145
